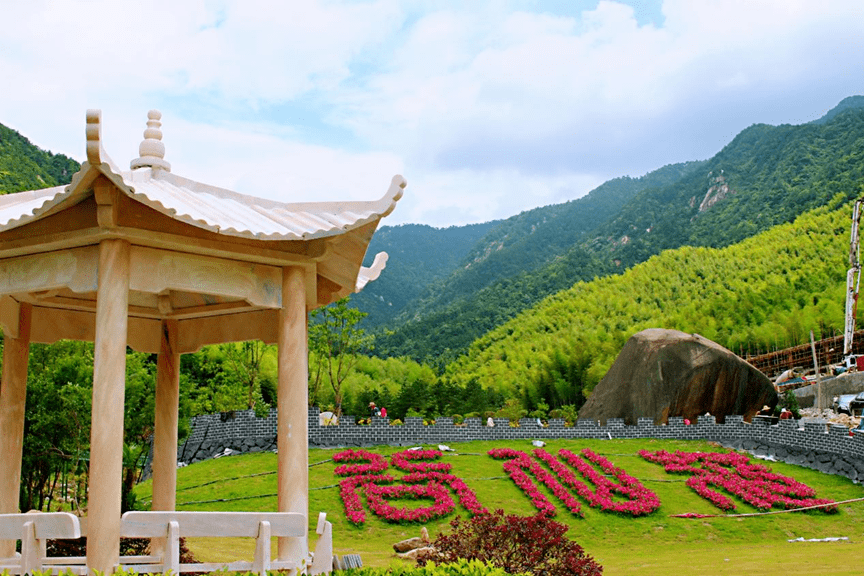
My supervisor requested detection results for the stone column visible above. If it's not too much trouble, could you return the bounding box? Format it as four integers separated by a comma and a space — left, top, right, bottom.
277, 266, 309, 562
150, 319, 180, 556
87, 239, 130, 575
0, 302, 32, 557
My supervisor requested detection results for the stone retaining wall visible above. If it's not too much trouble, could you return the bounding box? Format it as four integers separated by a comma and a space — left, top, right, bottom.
154, 407, 864, 483
792, 374, 864, 408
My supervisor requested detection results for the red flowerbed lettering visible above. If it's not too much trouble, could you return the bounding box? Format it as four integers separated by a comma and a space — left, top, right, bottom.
334, 448, 486, 525
335, 447, 838, 524
639, 450, 837, 513
488, 448, 660, 517
333, 449, 388, 476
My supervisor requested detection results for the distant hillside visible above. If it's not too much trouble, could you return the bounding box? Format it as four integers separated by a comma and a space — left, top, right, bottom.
447, 200, 851, 409
0, 123, 79, 193
590, 103, 864, 269
367, 98, 864, 362
368, 161, 704, 362
403, 161, 703, 318
353, 222, 497, 328
811, 95, 864, 125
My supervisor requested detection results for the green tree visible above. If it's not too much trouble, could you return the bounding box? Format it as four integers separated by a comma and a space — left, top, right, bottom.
20, 341, 93, 512
309, 297, 371, 415
220, 340, 274, 414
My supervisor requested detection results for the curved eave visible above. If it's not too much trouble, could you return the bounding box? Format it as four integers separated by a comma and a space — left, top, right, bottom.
123, 170, 406, 241
0, 159, 406, 242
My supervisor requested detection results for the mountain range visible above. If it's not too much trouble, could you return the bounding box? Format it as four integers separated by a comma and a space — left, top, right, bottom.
357, 96, 864, 364
2, 96, 864, 375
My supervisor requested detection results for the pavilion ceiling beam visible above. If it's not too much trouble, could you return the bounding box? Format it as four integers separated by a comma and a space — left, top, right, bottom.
112, 225, 323, 267
315, 252, 358, 295
316, 276, 343, 308
157, 293, 173, 315
176, 310, 278, 354
19, 294, 158, 320
0, 247, 98, 296
330, 223, 378, 264
129, 246, 282, 309
27, 306, 162, 353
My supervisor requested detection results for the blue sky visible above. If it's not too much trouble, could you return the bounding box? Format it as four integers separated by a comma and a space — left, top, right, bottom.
1, 0, 862, 227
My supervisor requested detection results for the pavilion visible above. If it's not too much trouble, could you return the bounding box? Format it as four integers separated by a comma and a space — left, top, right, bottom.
0, 110, 404, 573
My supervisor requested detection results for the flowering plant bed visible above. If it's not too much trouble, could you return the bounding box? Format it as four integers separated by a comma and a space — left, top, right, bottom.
639, 450, 837, 513
333, 446, 838, 525
489, 448, 660, 517
334, 448, 487, 525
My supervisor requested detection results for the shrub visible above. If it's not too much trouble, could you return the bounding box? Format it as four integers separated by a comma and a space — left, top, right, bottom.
494, 399, 527, 422
418, 509, 602, 576
347, 558, 513, 575
549, 404, 579, 425
779, 389, 802, 419
46, 536, 197, 563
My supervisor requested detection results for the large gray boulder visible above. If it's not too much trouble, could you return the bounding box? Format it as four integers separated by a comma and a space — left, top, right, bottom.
579, 328, 776, 425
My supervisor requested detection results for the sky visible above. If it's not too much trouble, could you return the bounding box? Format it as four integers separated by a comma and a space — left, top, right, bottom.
1, 0, 863, 228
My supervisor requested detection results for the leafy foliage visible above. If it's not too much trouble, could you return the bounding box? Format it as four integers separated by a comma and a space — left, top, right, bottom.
310, 297, 372, 415
419, 509, 603, 576
372, 162, 702, 362
219, 341, 275, 415
336, 358, 504, 421
0, 122, 79, 194
589, 106, 864, 269
348, 559, 514, 576
353, 222, 498, 328
366, 104, 864, 362
180, 343, 278, 416
20, 342, 93, 511
448, 201, 853, 399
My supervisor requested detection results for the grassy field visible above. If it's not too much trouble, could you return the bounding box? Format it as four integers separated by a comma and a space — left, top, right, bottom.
134, 439, 864, 575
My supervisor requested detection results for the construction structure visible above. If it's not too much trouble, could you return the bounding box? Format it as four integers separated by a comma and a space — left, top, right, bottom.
745, 330, 864, 378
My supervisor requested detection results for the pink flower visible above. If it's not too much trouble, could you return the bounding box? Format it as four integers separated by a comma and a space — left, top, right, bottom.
333, 449, 389, 476
334, 448, 486, 525
639, 450, 836, 514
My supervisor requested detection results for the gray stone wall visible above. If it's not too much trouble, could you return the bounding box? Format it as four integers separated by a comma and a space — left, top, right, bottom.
165, 408, 864, 479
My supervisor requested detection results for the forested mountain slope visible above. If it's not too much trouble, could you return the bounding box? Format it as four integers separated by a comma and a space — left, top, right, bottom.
352, 222, 497, 328
445, 199, 852, 410
369, 99, 864, 362
590, 104, 864, 269
811, 95, 864, 125
369, 161, 705, 361
0, 123, 79, 193
405, 161, 704, 315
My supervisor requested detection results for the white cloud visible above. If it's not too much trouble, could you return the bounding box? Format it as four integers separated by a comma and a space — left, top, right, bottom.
391, 167, 605, 226
1, 0, 863, 228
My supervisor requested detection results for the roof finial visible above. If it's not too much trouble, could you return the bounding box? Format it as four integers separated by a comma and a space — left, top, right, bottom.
131, 110, 171, 171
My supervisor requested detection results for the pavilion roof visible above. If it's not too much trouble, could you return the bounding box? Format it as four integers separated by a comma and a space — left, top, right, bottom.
0, 111, 405, 242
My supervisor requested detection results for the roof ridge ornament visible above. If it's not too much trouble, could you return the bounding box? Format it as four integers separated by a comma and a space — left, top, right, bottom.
82, 109, 123, 175
130, 110, 171, 172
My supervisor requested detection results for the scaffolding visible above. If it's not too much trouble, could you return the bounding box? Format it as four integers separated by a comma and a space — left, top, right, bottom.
745, 330, 864, 378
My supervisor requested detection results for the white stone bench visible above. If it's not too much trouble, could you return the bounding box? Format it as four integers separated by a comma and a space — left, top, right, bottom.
6, 510, 333, 575
0, 512, 83, 575
115, 511, 332, 575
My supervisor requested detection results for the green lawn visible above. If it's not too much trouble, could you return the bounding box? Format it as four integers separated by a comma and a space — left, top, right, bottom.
134, 439, 864, 575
